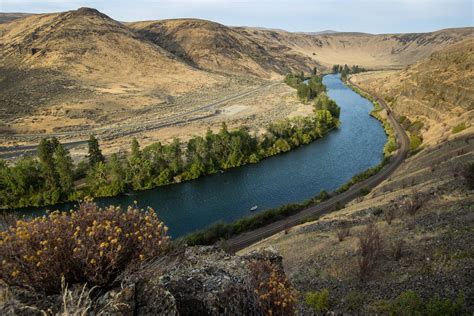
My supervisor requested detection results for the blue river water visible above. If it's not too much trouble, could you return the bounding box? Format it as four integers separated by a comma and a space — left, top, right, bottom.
26, 74, 387, 238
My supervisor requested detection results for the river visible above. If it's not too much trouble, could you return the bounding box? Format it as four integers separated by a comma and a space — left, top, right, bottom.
24, 74, 387, 238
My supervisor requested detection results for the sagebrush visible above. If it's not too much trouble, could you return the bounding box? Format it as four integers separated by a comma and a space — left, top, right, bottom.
0, 200, 169, 293
249, 259, 297, 315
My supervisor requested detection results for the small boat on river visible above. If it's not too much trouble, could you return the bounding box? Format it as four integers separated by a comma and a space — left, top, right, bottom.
250, 205, 258, 211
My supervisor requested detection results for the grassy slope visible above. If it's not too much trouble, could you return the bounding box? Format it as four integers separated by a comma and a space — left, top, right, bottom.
239, 41, 474, 314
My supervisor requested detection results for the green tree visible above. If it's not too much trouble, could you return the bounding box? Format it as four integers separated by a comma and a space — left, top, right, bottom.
85, 161, 108, 196
130, 137, 141, 160
0, 158, 43, 207
127, 137, 154, 189
37, 138, 59, 189
314, 94, 340, 118
297, 83, 310, 102
54, 143, 74, 195
87, 135, 104, 167
107, 153, 126, 194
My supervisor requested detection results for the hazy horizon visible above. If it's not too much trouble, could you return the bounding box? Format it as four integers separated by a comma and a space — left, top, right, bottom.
1, 0, 473, 34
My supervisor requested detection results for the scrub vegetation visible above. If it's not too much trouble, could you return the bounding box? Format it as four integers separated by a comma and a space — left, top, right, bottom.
332, 64, 367, 80
185, 190, 330, 245
345, 82, 398, 158
0, 200, 170, 293
0, 76, 340, 209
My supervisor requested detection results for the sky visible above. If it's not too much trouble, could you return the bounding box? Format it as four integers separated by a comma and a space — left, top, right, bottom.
1, 0, 473, 33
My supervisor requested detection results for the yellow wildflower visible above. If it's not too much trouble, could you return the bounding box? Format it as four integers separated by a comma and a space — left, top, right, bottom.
11, 270, 20, 277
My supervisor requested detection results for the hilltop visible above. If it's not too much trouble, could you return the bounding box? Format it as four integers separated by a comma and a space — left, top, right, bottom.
0, 8, 223, 133
0, 13, 31, 24
238, 27, 473, 69
128, 18, 319, 78
0, 8, 472, 156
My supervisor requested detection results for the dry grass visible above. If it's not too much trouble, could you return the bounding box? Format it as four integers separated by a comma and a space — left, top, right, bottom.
336, 222, 351, 242
357, 221, 383, 281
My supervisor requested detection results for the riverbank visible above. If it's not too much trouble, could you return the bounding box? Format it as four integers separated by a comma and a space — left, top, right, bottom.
8, 74, 391, 238
345, 78, 398, 158
1, 75, 340, 210
185, 75, 406, 246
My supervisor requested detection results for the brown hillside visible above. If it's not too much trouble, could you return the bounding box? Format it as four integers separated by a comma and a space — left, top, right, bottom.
241, 40, 474, 314
0, 8, 222, 132
128, 19, 319, 78
0, 13, 32, 24
239, 27, 473, 69
351, 38, 473, 145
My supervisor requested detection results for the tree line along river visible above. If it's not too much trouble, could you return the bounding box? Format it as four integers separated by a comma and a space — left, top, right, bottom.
22, 74, 387, 238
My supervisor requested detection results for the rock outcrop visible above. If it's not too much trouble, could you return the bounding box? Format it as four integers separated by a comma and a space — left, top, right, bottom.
0, 246, 286, 315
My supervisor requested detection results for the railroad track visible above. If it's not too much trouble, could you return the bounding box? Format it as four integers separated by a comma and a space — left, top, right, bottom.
0, 81, 280, 159
227, 78, 409, 252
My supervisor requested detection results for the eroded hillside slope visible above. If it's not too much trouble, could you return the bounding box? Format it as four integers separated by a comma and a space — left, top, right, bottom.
0, 8, 223, 133
239, 27, 473, 69
351, 38, 473, 145
240, 40, 474, 314
128, 19, 319, 78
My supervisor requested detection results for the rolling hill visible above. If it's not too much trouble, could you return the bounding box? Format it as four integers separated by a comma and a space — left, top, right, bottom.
0, 13, 31, 24
0, 8, 224, 133
128, 18, 319, 78
0, 7, 471, 136
238, 27, 473, 69
351, 38, 473, 145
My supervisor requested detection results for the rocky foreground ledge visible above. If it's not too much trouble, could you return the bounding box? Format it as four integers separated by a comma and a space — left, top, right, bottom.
1, 246, 292, 315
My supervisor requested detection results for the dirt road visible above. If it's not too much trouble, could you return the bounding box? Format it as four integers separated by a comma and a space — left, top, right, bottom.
0, 81, 280, 159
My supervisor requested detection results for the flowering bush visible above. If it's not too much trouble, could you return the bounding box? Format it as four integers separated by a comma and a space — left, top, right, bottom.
0, 200, 169, 293
249, 259, 297, 315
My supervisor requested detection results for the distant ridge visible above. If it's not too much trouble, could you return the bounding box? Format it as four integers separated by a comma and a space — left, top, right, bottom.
299, 30, 340, 35
0, 12, 32, 24
0, 7, 472, 134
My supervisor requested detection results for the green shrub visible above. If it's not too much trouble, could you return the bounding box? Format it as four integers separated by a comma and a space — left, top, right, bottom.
344, 291, 365, 312
360, 186, 371, 195
425, 293, 464, 316
386, 291, 465, 316
384, 139, 399, 155
391, 290, 424, 315
305, 289, 330, 313
368, 299, 392, 314
409, 134, 423, 152
452, 123, 467, 134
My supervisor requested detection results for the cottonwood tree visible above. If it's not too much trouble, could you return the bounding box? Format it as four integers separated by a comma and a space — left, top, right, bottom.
87, 135, 104, 167
54, 143, 74, 195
